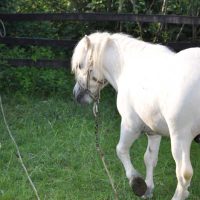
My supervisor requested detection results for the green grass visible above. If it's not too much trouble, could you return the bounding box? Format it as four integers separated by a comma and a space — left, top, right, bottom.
0, 90, 199, 200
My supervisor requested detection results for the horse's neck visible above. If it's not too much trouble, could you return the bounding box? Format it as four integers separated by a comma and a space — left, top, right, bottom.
102, 35, 147, 92
102, 35, 174, 92
101, 39, 122, 92
102, 67, 119, 92
113, 34, 148, 54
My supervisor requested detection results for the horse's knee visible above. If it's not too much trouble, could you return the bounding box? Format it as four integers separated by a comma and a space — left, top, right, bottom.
116, 144, 128, 159
182, 168, 193, 183
177, 167, 193, 189
116, 144, 130, 168
181, 146, 193, 184
116, 143, 134, 179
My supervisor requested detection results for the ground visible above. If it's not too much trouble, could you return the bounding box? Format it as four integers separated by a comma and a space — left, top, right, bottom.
0, 90, 199, 200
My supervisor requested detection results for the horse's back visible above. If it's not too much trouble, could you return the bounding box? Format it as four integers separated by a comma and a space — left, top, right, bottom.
176, 47, 200, 59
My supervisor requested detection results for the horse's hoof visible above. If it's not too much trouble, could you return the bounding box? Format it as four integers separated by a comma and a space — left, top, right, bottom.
130, 177, 147, 197
142, 187, 153, 199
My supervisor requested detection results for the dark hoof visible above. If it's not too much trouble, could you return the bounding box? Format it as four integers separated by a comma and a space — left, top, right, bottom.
131, 177, 147, 197
194, 134, 200, 143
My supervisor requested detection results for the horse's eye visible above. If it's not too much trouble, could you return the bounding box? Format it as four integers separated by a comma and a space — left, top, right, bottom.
78, 64, 84, 69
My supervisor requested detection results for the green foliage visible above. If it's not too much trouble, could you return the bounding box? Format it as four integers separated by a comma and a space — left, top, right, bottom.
0, 44, 73, 96
1, 0, 199, 41
0, 66, 73, 96
0, 0, 200, 96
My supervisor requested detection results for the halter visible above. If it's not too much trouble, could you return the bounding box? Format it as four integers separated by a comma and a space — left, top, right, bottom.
78, 69, 108, 102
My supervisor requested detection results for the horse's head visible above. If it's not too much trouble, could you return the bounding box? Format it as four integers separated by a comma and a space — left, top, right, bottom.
71, 34, 108, 104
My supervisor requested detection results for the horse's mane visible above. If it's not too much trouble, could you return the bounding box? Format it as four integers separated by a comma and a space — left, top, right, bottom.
71, 32, 111, 79
89, 32, 111, 79
71, 32, 172, 79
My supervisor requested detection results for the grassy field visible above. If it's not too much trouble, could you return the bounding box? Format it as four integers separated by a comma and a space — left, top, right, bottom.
0, 89, 199, 200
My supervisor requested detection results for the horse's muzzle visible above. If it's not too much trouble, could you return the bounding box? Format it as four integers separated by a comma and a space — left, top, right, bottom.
73, 84, 92, 105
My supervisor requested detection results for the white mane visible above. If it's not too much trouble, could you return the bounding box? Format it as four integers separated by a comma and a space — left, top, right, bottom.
71, 32, 110, 79
71, 32, 173, 80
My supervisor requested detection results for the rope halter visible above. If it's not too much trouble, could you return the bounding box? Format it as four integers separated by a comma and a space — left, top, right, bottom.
77, 69, 108, 103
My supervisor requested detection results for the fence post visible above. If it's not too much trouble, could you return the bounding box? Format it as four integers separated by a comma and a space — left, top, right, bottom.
191, 0, 197, 41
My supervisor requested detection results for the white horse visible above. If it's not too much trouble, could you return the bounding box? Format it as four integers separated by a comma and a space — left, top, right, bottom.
72, 32, 200, 200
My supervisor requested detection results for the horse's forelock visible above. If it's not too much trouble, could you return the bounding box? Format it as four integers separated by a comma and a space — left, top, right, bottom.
71, 37, 87, 74
72, 32, 111, 80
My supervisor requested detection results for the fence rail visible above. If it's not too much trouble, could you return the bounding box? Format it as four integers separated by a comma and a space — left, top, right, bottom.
1, 12, 200, 68
0, 37, 77, 48
1, 13, 200, 25
1, 37, 200, 51
5, 59, 69, 68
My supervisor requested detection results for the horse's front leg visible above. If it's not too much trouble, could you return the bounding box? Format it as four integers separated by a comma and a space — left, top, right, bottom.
116, 118, 147, 197
143, 134, 161, 199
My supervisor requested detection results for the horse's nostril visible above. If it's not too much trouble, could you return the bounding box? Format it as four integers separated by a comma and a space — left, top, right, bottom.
73, 86, 84, 103
76, 91, 85, 103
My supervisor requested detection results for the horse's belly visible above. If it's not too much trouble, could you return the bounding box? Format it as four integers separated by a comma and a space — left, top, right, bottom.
141, 111, 170, 136
130, 93, 170, 136
146, 121, 169, 136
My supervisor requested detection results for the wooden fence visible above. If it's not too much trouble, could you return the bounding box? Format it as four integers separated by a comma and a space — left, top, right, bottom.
0, 13, 200, 68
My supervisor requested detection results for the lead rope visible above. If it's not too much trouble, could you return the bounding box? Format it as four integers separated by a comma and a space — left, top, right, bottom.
0, 96, 40, 200
93, 101, 118, 200
0, 21, 40, 200
0, 19, 6, 38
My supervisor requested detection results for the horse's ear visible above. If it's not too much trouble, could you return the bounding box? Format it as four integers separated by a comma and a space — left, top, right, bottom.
84, 35, 91, 49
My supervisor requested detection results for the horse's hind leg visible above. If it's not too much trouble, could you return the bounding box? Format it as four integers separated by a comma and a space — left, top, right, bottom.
143, 134, 161, 199
116, 119, 147, 197
170, 131, 193, 200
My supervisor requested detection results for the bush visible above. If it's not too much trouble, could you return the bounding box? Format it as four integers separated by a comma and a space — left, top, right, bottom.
0, 66, 73, 96
0, 44, 74, 96
0, 0, 199, 97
